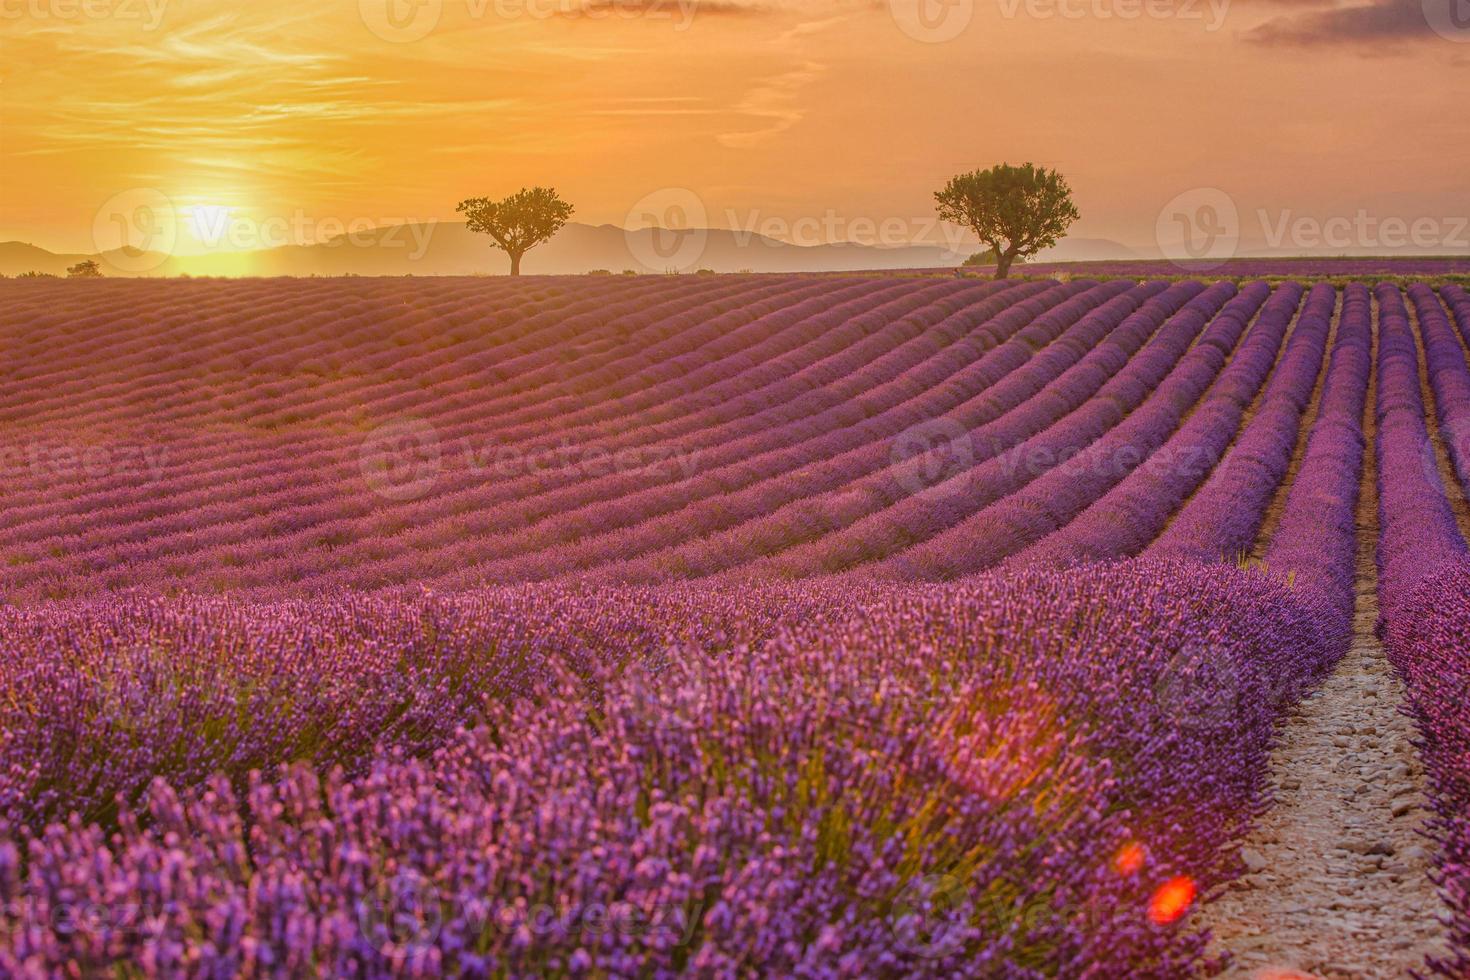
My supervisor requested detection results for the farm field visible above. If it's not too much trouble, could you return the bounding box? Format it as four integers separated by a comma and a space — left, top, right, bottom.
2, 273, 1470, 977
1004, 257, 1470, 280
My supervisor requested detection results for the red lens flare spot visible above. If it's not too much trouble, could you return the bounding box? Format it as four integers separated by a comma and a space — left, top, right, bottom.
1113, 842, 1146, 876
1148, 875, 1196, 925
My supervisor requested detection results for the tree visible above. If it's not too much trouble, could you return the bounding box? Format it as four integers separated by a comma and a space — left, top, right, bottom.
455, 187, 573, 276
67, 260, 103, 278
962, 245, 1027, 269
935, 163, 1079, 279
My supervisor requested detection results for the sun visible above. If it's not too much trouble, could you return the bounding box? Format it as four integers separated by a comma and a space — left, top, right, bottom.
185, 204, 237, 248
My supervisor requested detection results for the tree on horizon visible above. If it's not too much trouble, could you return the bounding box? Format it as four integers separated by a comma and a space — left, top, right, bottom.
456, 187, 574, 276
935, 164, 1080, 279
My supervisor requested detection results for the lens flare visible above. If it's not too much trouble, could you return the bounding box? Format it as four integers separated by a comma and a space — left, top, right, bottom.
1113, 841, 1146, 876
1148, 876, 1196, 925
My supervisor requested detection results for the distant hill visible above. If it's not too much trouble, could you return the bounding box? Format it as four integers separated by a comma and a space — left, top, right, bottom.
0, 222, 971, 278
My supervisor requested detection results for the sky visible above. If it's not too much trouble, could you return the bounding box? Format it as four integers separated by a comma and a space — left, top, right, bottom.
2, 0, 1468, 259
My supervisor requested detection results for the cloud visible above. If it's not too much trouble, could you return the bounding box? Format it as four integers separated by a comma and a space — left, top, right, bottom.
1246, 0, 1467, 46
716, 60, 825, 147
563, 0, 770, 16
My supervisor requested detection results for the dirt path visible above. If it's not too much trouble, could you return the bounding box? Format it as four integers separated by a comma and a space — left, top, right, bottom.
1200, 298, 1449, 978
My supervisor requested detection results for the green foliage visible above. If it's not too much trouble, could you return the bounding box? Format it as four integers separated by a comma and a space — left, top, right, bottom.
936, 163, 1080, 279
455, 186, 574, 275
963, 246, 1028, 268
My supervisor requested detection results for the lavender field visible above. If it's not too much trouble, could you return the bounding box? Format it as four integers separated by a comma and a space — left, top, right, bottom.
1, 274, 1468, 977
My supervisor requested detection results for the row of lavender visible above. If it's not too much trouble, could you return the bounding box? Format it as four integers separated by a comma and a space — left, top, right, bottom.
1011, 257, 1470, 279
0, 277, 1068, 599
0, 277, 1210, 598
0, 571, 1345, 976
0, 276, 1362, 599
0, 283, 1389, 975
1375, 282, 1470, 977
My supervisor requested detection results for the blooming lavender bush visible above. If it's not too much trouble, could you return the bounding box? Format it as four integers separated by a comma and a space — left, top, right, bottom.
0, 274, 1464, 976
0, 562, 1341, 977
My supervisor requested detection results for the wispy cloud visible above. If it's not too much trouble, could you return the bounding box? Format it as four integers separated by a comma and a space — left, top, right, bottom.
1245, 0, 1469, 47
717, 60, 826, 147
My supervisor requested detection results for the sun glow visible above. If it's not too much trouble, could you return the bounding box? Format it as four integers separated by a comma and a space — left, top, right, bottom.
185, 205, 237, 249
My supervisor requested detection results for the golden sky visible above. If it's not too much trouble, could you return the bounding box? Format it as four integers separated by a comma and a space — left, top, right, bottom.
2, 0, 1467, 257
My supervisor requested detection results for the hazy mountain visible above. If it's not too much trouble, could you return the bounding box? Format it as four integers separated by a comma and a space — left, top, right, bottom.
0, 222, 971, 278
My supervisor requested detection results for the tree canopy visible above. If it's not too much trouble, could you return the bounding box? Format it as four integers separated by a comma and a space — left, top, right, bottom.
935, 164, 1080, 279
456, 187, 574, 276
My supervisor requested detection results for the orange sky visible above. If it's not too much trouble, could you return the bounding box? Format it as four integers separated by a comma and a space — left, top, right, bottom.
2, 0, 1467, 257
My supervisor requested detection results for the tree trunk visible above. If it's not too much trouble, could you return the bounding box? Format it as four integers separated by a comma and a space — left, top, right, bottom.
508, 251, 523, 276
993, 250, 1016, 280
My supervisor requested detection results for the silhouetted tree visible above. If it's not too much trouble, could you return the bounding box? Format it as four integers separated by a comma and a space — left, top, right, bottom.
67, 260, 103, 278
456, 187, 574, 276
936, 164, 1079, 279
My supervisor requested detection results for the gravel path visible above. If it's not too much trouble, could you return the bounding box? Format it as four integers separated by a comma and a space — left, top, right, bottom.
1201, 308, 1449, 978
